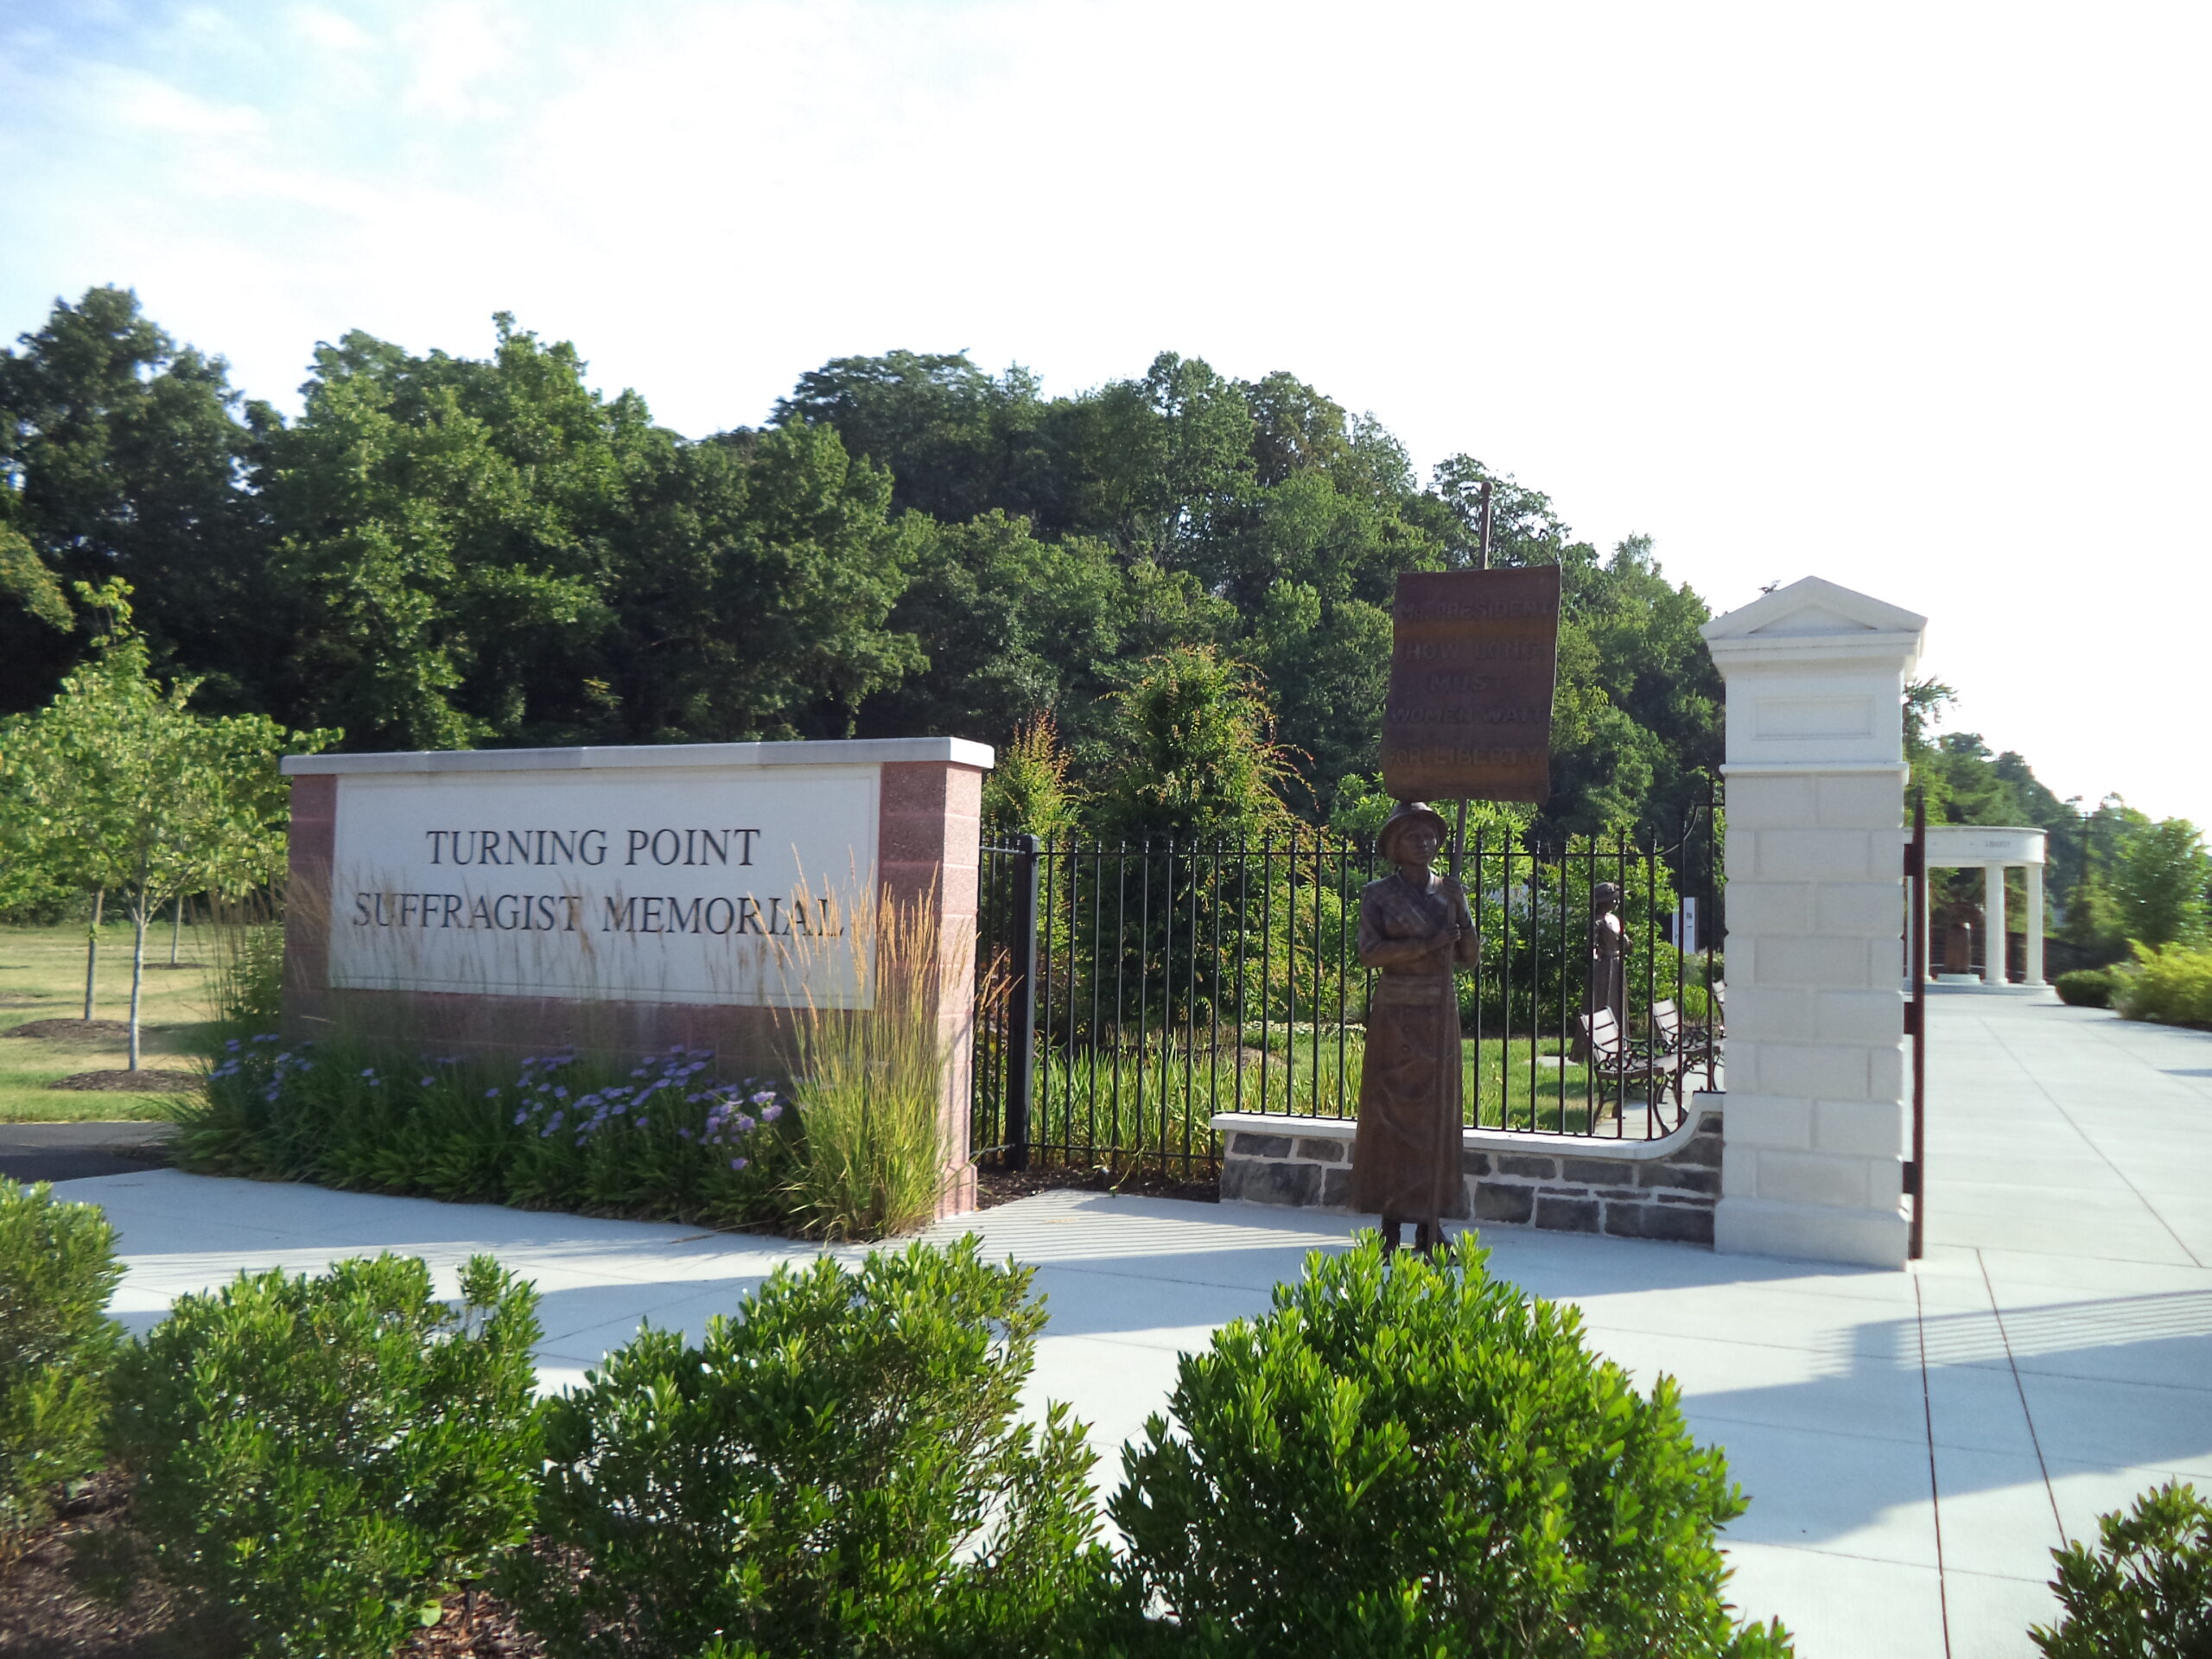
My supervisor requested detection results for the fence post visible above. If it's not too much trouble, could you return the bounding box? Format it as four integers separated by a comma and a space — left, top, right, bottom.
1005, 833, 1041, 1171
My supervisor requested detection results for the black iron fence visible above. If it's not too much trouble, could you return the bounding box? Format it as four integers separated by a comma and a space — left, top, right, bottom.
972, 800, 1722, 1178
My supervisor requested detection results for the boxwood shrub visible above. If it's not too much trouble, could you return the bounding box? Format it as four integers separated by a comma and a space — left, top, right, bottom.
2055, 968, 2118, 1008
2032, 1480, 2211, 1656
110, 1254, 543, 1659
1111, 1234, 1793, 1657
0, 1179, 123, 1549
503, 1235, 1117, 1659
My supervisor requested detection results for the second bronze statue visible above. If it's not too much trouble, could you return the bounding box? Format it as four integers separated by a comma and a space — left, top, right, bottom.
1350, 800, 1478, 1255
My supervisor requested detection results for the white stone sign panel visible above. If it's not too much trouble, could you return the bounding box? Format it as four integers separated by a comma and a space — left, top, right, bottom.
327, 765, 878, 1007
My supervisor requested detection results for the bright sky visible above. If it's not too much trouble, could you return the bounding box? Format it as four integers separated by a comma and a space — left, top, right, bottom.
3, 2, 2207, 824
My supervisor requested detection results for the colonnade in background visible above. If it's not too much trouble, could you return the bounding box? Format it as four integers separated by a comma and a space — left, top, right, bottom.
1920, 824, 2049, 989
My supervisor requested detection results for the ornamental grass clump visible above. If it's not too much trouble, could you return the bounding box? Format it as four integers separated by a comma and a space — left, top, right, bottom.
0, 1179, 123, 1556
1111, 1234, 1794, 1658
200, 886, 286, 1033
109, 1254, 543, 1659
779, 883, 960, 1239
501, 1236, 1116, 1659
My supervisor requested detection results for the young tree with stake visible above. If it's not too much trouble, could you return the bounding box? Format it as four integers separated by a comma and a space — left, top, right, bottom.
8, 583, 332, 1068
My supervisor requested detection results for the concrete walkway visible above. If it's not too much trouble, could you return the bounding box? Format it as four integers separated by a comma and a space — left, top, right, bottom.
49, 994, 2212, 1657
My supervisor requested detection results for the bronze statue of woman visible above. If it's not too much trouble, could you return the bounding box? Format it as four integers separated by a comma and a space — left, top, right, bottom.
1351, 801, 1478, 1254
1573, 880, 1630, 1060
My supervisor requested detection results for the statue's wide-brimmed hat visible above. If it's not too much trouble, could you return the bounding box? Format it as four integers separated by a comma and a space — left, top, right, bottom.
1376, 800, 1452, 864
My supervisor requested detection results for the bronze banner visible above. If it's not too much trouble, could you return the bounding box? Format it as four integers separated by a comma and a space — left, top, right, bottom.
1380, 566, 1562, 803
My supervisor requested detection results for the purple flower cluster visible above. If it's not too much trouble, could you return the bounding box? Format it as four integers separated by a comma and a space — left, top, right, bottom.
682, 1075, 785, 1172
208, 1033, 313, 1104
505, 1045, 785, 1173
210, 1033, 786, 1179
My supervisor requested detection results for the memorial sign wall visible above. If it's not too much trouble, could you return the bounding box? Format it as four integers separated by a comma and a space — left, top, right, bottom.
283, 737, 993, 1215
1379, 567, 1563, 804
326, 764, 879, 1008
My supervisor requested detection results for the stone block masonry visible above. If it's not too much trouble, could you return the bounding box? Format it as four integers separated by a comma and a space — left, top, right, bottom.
1700, 575, 1926, 1268
1212, 1098, 1726, 1246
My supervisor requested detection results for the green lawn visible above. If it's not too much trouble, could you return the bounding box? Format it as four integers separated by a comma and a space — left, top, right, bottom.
0, 920, 212, 1122
1022, 1033, 1630, 1168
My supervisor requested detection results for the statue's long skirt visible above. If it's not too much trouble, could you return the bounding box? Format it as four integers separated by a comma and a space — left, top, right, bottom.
1350, 969, 1468, 1221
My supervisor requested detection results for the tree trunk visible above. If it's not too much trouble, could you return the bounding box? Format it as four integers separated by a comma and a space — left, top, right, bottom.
129, 898, 147, 1071
168, 893, 183, 966
83, 889, 104, 1021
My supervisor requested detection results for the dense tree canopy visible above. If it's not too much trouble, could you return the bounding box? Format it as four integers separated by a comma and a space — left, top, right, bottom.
11, 279, 2185, 954
774, 344, 1726, 839
0, 288, 272, 713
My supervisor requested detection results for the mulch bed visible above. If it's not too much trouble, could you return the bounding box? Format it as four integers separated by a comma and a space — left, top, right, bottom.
46, 1072, 200, 1094
976, 1160, 1219, 1207
0, 1474, 175, 1658
4, 1019, 132, 1044
0, 1473, 543, 1658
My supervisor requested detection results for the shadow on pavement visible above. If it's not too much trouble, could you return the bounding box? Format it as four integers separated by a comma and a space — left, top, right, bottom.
1, 1122, 174, 1185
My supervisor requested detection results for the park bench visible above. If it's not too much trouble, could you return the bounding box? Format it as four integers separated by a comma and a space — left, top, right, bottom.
1577, 1006, 1681, 1110
1663, 983, 1723, 1078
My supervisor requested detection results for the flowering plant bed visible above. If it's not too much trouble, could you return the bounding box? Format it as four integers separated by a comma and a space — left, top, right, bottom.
174, 1034, 799, 1231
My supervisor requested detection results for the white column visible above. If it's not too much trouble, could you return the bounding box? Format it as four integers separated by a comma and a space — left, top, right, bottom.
2024, 862, 2045, 985
1983, 861, 2007, 986
1701, 576, 1927, 1270
1920, 858, 1934, 985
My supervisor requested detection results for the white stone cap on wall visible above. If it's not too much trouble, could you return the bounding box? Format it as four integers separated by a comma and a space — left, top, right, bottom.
1918, 824, 2047, 866
1210, 1096, 1719, 1162
282, 736, 996, 776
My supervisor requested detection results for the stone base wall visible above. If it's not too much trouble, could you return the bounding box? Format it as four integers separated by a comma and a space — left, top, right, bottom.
1214, 1096, 1726, 1246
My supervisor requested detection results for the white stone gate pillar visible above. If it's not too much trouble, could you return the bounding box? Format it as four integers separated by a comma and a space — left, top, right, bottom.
1700, 578, 1927, 1269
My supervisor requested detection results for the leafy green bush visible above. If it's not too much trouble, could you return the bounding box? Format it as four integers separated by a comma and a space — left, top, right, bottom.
502, 1235, 1114, 1659
2031, 1480, 2212, 1657
0, 1180, 123, 1550
174, 1034, 798, 1228
110, 1254, 543, 1659
2055, 968, 2118, 1009
1111, 1236, 1791, 1657
2113, 942, 2212, 1028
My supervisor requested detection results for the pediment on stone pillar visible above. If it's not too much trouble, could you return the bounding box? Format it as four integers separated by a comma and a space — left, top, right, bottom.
1700, 576, 1928, 643
1701, 575, 1927, 769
